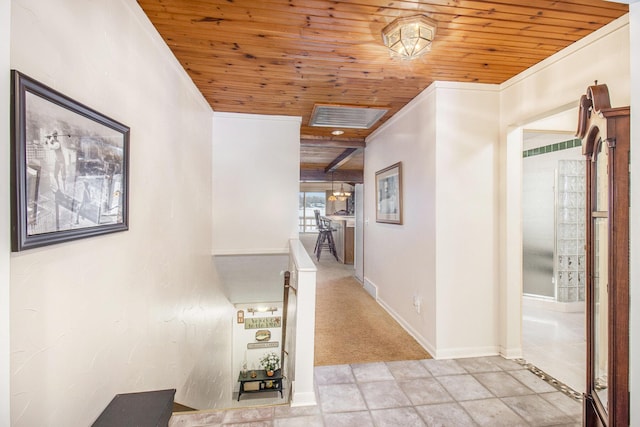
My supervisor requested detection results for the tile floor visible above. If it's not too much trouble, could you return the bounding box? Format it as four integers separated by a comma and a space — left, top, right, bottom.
522, 302, 586, 394
169, 356, 582, 426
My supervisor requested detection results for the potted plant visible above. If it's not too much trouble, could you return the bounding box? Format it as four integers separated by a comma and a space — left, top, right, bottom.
259, 351, 280, 376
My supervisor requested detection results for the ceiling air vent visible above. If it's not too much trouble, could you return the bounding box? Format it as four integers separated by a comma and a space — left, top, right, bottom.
309, 104, 388, 129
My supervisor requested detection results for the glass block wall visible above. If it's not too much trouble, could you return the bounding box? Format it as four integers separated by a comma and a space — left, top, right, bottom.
555, 159, 586, 302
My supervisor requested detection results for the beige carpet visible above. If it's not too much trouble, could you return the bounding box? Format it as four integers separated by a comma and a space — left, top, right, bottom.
300, 234, 432, 366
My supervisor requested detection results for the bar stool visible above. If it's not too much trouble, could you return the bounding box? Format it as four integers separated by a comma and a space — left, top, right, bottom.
316, 216, 338, 261
313, 210, 323, 254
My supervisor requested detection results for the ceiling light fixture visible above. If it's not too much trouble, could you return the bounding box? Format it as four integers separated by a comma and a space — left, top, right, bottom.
328, 172, 337, 202
333, 183, 352, 202
247, 306, 278, 315
331, 130, 344, 136
381, 15, 437, 60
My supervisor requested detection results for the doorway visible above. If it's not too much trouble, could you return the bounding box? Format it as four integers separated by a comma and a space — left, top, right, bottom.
519, 112, 587, 397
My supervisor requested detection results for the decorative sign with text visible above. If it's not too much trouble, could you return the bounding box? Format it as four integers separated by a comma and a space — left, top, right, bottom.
244, 316, 282, 329
247, 341, 279, 349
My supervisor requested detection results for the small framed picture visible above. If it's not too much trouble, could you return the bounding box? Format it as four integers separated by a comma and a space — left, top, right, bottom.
10, 70, 130, 251
237, 310, 245, 324
375, 162, 402, 224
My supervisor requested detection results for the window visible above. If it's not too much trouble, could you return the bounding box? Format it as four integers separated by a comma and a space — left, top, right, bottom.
298, 192, 326, 233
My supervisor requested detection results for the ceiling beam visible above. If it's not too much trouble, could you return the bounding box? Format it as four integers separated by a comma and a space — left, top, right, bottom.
300, 168, 363, 183
300, 137, 365, 149
324, 148, 360, 173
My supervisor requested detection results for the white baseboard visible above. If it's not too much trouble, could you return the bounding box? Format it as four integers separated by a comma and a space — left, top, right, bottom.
434, 346, 501, 360
290, 383, 317, 407
363, 277, 377, 299
366, 277, 437, 359
369, 277, 509, 361
500, 346, 524, 360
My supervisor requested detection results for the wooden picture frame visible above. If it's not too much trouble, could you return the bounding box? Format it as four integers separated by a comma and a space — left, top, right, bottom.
375, 162, 402, 224
10, 70, 130, 251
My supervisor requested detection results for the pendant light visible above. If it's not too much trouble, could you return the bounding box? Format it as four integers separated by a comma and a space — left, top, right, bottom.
328, 172, 337, 201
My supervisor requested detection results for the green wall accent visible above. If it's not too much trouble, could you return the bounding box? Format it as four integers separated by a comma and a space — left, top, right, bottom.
523, 138, 582, 158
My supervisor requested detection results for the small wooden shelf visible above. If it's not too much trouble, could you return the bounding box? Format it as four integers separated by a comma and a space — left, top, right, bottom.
237, 369, 283, 401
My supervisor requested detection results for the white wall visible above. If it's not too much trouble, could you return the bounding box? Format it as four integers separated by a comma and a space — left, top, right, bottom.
500, 15, 630, 127
212, 112, 300, 255
215, 254, 289, 304
1, 1, 11, 425
629, 3, 639, 424
499, 14, 630, 359
364, 87, 438, 355
364, 82, 500, 358
433, 83, 500, 357
9, 1, 233, 425
365, 14, 631, 362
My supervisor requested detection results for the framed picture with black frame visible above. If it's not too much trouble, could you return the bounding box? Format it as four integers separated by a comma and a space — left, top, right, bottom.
10, 70, 130, 251
375, 162, 402, 224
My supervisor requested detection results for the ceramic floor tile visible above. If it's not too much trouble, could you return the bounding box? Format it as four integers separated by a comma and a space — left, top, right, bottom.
323, 411, 375, 427
414, 402, 477, 427
351, 362, 394, 382
502, 394, 575, 425
421, 359, 467, 376
508, 369, 557, 394
170, 356, 586, 427
223, 421, 272, 427
456, 357, 504, 373
460, 398, 528, 427
317, 383, 367, 413
222, 407, 274, 424
273, 414, 323, 427
523, 347, 584, 393
539, 392, 583, 418
369, 407, 426, 427
436, 374, 494, 401
551, 363, 584, 394
314, 364, 355, 385
398, 378, 454, 406
273, 404, 320, 418
358, 380, 412, 410
484, 356, 526, 371
170, 412, 225, 427
473, 371, 535, 397
386, 360, 432, 380
522, 303, 586, 394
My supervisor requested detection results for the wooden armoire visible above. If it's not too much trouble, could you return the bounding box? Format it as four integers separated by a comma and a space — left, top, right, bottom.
576, 83, 630, 426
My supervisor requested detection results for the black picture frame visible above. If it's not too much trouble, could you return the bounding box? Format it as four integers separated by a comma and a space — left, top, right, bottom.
375, 162, 402, 224
10, 70, 130, 251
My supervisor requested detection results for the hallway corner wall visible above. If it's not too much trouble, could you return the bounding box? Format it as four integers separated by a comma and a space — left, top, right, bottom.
1, 0, 11, 425
498, 13, 630, 361
211, 112, 301, 255
432, 82, 501, 358
9, 0, 233, 425
364, 81, 501, 359
364, 85, 438, 354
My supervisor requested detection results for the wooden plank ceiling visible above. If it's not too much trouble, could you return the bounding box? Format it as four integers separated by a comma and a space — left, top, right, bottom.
137, 0, 628, 182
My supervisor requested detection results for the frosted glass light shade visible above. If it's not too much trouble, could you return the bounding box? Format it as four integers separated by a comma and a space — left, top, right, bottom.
382, 15, 437, 60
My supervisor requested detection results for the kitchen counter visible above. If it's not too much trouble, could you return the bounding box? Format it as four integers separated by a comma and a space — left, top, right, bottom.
325, 215, 355, 226
325, 216, 355, 264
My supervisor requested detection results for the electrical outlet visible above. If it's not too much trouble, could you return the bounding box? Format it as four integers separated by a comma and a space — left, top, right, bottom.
413, 295, 421, 314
